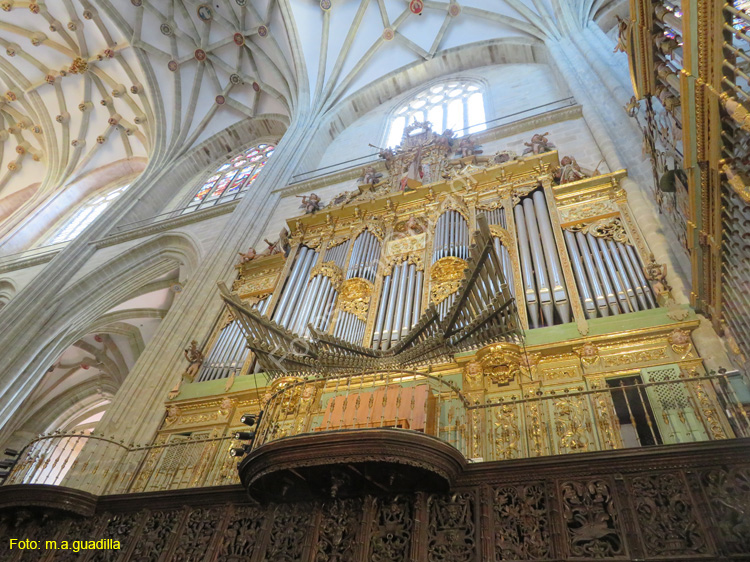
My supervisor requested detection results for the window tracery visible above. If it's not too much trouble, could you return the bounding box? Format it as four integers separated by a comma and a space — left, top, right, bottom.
386, 81, 486, 148
48, 184, 130, 244
185, 143, 275, 212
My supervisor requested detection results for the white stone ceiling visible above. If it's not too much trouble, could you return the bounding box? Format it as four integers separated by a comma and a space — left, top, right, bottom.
0, 0, 620, 213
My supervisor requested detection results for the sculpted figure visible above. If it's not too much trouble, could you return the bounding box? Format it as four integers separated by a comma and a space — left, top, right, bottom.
456, 135, 482, 158
358, 165, 382, 187
643, 254, 671, 296
238, 247, 257, 263
522, 132, 555, 155
491, 150, 518, 165
613, 15, 631, 53
183, 340, 204, 382
555, 156, 594, 184
299, 193, 322, 214
278, 227, 291, 256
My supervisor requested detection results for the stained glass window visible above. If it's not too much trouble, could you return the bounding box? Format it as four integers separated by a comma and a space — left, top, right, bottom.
48, 184, 131, 244
184, 143, 275, 213
386, 81, 486, 147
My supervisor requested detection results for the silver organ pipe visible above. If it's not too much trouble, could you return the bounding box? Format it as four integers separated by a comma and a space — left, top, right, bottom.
514, 204, 540, 328
565, 229, 657, 318
522, 198, 554, 326
532, 191, 570, 323
595, 236, 633, 313
431, 210, 470, 319
485, 207, 507, 228
273, 246, 317, 328
199, 296, 270, 381
335, 231, 382, 344
401, 263, 417, 338
380, 263, 401, 350
564, 230, 597, 318
492, 238, 515, 298
292, 274, 323, 334
412, 270, 423, 327
372, 275, 391, 348
390, 260, 410, 343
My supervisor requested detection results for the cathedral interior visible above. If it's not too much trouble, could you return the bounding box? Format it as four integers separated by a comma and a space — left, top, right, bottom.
0, 0, 749, 560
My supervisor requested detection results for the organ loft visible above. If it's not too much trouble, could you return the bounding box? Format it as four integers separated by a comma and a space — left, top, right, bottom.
0, 1, 749, 561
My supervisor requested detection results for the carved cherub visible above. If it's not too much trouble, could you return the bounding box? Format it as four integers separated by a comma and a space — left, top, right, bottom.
238, 247, 257, 263
358, 165, 382, 187
555, 156, 593, 184
491, 150, 518, 165
183, 340, 204, 383
643, 254, 672, 297
456, 135, 482, 158
522, 132, 555, 155
298, 193, 322, 214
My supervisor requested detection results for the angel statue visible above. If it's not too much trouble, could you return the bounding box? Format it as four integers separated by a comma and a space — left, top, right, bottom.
298, 193, 322, 214
522, 132, 555, 155
237, 246, 257, 264
183, 340, 204, 383
358, 165, 383, 187
643, 254, 672, 298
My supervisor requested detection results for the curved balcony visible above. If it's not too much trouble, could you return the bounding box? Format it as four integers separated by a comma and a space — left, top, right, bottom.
239, 370, 471, 502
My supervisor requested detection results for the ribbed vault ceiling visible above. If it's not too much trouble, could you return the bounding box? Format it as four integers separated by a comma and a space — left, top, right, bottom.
0, 0, 620, 211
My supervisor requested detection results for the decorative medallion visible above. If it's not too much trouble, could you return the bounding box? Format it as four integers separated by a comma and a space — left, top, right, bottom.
235, 0, 247, 5
668, 328, 691, 356
230, 73, 241, 85
5, 91, 17, 102
215, 95, 225, 105
252, 81, 260, 92
96, 135, 105, 144
336, 278, 373, 321
430, 256, 467, 305
171, 283, 183, 293
67, 20, 78, 31
197, 4, 213, 21
477, 342, 522, 386
448, 3, 461, 16
382, 28, 394, 41
320, 0, 331, 11
257, 25, 268, 37
233, 32, 245, 45
15, 145, 25, 154
6, 47, 15, 57
31, 125, 42, 134
94, 334, 103, 343
409, 0, 424, 14
68, 56, 88, 74
83, 10, 93, 19
131, 0, 142, 6
28, 2, 39, 14
575, 342, 600, 366
194, 48, 207, 61
1, 3, 13, 13
167, 60, 178, 71
160, 23, 172, 36
45, 74, 56, 85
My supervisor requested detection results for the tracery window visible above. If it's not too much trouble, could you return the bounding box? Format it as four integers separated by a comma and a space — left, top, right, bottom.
48, 184, 130, 244
386, 81, 486, 147
185, 143, 275, 213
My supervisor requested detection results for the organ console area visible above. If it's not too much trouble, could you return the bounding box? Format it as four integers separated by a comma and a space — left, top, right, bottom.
200, 148, 662, 384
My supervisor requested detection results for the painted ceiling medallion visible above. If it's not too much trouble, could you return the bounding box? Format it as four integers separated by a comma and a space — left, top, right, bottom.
194, 49, 207, 61
233, 32, 245, 46
320, 0, 331, 11
409, 0, 424, 15
197, 4, 213, 21
130, 0, 142, 6
230, 73, 241, 85
215, 95, 225, 105
257, 25, 268, 37
160, 23, 172, 36
382, 28, 394, 41
252, 82, 260, 92
235, 0, 247, 5
448, 3, 461, 16
167, 60, 178, 71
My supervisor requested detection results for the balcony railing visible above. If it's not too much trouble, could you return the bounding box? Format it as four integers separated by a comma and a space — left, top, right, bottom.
3, 373, 748, 494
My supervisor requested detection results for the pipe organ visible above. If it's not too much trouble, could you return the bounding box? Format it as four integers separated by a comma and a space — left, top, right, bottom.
335, 230, 382, 345
201, 151, 667, 376
197, 297, 270, 382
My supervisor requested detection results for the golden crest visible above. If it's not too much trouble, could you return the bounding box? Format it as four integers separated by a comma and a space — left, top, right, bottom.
476, 342, 522, 386
336, 277, 373, 321
430, 256, 467, 304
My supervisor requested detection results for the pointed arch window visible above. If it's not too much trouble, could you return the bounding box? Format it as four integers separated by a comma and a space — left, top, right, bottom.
48, 184, 130, 244
386, 81, 486, 147
185, 143, 275, 213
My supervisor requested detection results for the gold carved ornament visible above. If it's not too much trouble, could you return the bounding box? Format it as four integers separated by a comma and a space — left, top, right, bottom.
336, 277, 373, 322
429, 256, 468, 305
476, 342, 522, 386
489, 225, 512, 246
568, 217, 629, 245
309, 261, 343, 289
384, 252, 424, 275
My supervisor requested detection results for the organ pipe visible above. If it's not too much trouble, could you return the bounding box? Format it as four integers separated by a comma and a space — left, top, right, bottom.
564, 230, 597, 318
514, 204, 540, 328
522, 198, 554, 326
532, 191, 570, 323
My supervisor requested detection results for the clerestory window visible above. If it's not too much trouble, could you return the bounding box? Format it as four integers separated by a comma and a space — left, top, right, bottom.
48, 184, 130, 244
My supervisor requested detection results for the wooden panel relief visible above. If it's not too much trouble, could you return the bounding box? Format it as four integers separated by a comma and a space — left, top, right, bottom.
700, 467, 750, 556
427, 492, 476, 562
130, 509, 181, 562
369, 495, 414, 562
217, 505, 265, 562
168, 507, 224, 562
315, 498, 361, 561
492, 483, 551, 560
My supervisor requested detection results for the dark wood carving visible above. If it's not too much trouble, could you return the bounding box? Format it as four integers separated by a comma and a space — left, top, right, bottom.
89, 512, 140, 562
217, 505, 264, 562
369, 495, 413, 562
560, 479, 624, 558
264, 502, 312, 561
700, 467, 750, 555
493, 483, 551, 560
630, 472, 709, 557
427, 492, 476, 562
130, 509, 181, 562
314, 498, 360, 561
49, 514, 106, 561
168, 507, 223, 562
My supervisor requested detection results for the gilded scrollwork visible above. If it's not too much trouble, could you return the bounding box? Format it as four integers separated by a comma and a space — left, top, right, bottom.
558, 199, 617, 224
309, 261, 344, 289
336, 277, 373, 322
430, 256, 468, 305
476, 343, 521, 386
567, 217, 629, 244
